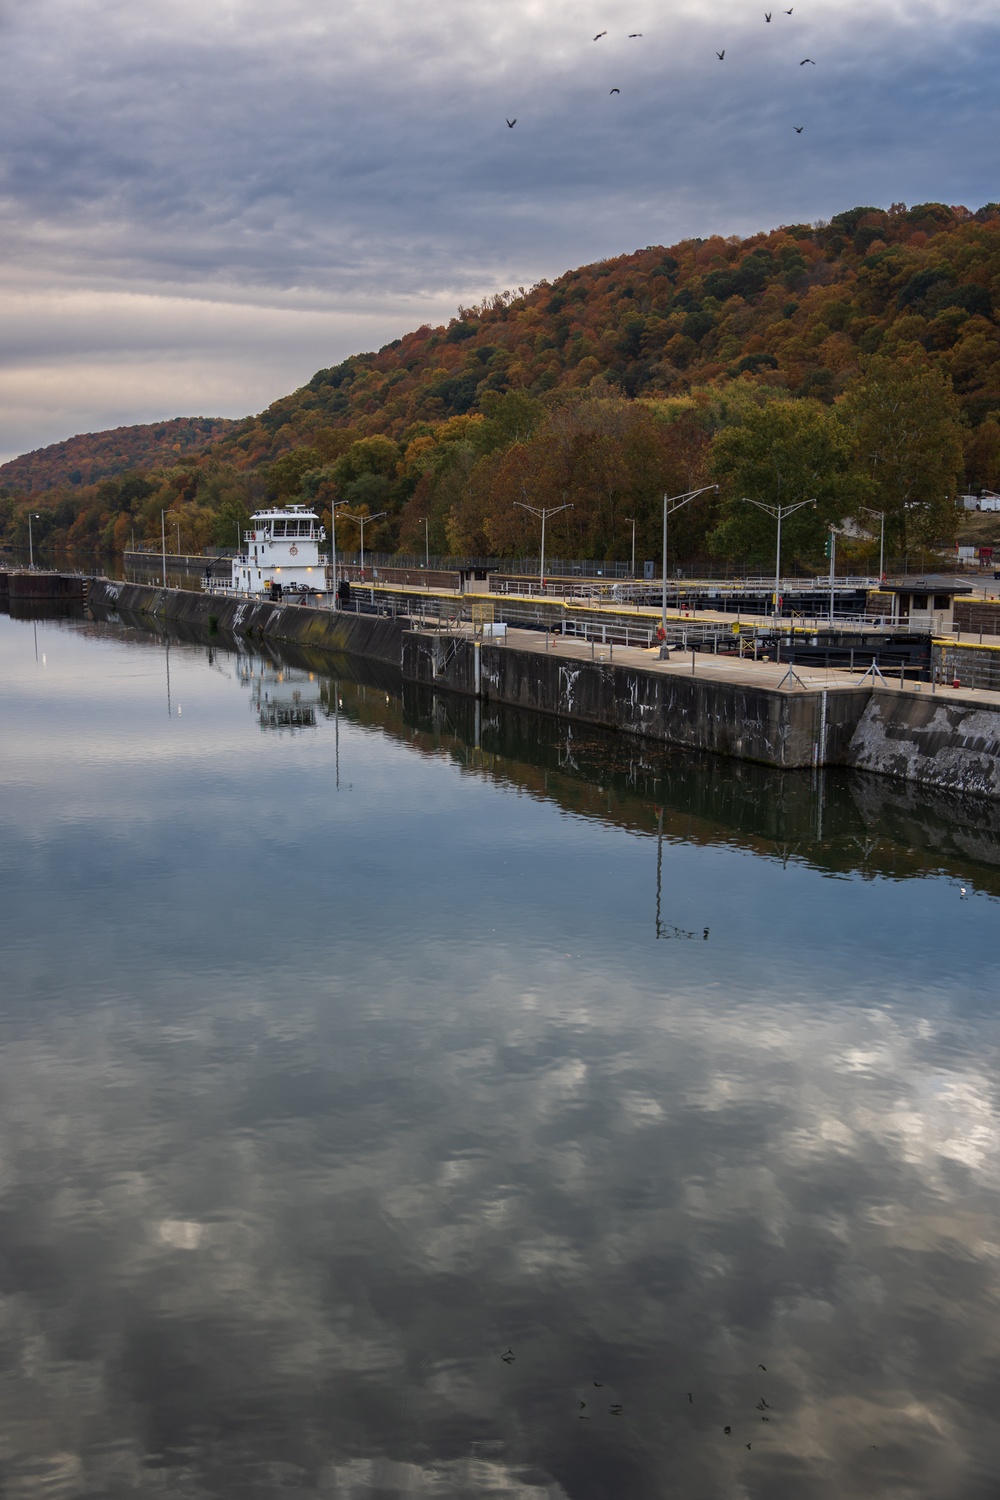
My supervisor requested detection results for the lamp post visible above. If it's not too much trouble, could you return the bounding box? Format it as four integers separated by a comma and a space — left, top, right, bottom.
513, 501, 573, 590
740, 496, 817, 617
161, 509, 168, 588
328, 498, 349, 604
661, 486, 718, 634
827, 526, 837, 624
624, 517, 636, 578
27, 512, 40, 569
340, 510, 386, 576
860, 507, 886, 580
423, 517, 430, 569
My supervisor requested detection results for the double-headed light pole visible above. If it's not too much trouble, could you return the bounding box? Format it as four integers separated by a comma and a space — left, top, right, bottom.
741, 496, 816, 617
661, 486, 718, 635
514, 501, 573, 589
340, 510, 386, 576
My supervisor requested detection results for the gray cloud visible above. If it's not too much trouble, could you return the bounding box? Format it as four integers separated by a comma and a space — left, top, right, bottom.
0, 0, 998, 457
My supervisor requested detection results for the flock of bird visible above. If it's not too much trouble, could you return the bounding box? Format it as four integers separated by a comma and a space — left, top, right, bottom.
506, 14, 816, 135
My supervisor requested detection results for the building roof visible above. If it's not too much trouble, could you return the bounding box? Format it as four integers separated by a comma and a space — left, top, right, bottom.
880, 576, 974, 595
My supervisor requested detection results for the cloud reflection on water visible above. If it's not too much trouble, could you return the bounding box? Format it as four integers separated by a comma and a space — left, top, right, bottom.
1, 614, 1000, 1497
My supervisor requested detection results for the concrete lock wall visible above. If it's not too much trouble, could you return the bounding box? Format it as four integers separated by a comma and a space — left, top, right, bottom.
88, 580, 408, 666
846, 690, 1000, 798
401, 631, 872, 770
78, 578, 1000, 794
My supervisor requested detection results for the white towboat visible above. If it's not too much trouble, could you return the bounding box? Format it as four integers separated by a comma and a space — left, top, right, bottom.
218, 504, 328, 600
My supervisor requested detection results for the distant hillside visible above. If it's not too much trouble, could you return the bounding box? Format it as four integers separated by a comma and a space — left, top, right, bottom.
0, 416, 239, 492
214, 199, 1000, 466
3, 200, 999, 570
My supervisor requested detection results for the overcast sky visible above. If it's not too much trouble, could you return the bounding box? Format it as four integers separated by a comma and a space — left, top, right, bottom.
1, 0, 998, 462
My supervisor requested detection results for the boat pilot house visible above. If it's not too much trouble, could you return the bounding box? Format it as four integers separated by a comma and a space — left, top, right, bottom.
875, 577, 974, 634
222, 505, 328, 601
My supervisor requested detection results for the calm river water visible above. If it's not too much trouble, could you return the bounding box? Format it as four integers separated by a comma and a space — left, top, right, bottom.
2, 607, 1000, 1499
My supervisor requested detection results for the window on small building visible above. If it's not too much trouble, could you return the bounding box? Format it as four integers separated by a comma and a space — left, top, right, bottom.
934, 594, 950, 610
911, 594, 927, 608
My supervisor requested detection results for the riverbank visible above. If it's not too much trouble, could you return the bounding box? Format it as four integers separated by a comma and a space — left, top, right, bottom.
82, 577, 1000, 795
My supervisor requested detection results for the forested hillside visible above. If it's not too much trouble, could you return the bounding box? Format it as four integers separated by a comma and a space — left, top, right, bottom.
0, 416, 238, 493
4, 201, 1000, 572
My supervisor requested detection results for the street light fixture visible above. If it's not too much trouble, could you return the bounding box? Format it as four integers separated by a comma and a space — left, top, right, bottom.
161, 509, 168, 588
740, 496, 817, 617
513, 501, 573, 589
340, 510, 387, 576
624, 517, 636, 579
859, 506, 886, 580
328, 498, 350, 604
420, 517, 430, 568
27, 512, 40, 570
661, 486, 718, 635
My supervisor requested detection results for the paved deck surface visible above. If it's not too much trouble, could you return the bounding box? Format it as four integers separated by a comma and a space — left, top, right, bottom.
473, 626, 1000, 709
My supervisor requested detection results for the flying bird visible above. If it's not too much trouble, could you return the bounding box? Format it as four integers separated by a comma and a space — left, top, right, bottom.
800, 57, 815, 63
628, 32, 643, 37
506, 118, 516, 128
758, 1365, 767, 1371
724, 1426, 731, 1435
794, 125, 803, 132
594, 31, 606, 40
610, 87, 620, 93
765, 11, 772, 20
717, 49, 725, 58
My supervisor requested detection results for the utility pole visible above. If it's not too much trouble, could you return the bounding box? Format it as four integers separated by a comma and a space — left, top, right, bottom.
661, 487, 718, 635
27, 512, 40, 569
624, 517, 636, 578
161, 509, 168, 588
741, 497, 817, 617
514, 501, 573, 589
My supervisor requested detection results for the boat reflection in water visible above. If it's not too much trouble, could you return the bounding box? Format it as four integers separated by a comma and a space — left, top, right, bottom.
237, 653, 322, 731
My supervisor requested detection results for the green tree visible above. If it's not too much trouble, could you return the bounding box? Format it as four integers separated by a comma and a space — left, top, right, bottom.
212, 492, 251, 549
266, 447, 322, 500
838, 356, 963, 550
708, 399, 858, 566
331, 436, 400, 488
